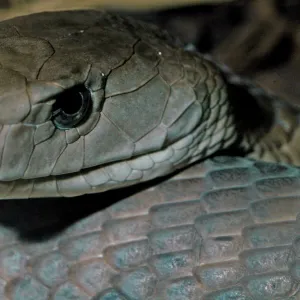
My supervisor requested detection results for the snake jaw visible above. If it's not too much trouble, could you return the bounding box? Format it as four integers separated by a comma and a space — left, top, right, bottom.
0, 112, 233, 199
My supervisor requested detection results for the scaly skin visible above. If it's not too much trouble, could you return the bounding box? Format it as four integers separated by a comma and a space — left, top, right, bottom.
0, 157, 300, 299
0, 10, 300, 300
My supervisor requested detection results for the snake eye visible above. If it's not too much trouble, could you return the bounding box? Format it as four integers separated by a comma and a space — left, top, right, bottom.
51, 85, 92, 130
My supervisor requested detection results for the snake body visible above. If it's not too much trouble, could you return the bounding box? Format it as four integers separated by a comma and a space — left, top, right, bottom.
0, 9, 300, 300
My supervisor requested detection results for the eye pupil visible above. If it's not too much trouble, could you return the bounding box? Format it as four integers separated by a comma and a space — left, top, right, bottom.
52, 85, 91, 130
60, 91, 83, 115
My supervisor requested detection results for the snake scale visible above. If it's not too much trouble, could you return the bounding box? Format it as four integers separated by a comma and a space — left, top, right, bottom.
0, 9, 300, 300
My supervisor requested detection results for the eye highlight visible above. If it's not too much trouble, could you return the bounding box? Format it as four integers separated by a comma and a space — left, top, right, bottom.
51, 85, 92, 130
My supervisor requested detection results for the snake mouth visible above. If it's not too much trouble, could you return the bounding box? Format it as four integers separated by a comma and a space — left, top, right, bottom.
0, 113, 237, 200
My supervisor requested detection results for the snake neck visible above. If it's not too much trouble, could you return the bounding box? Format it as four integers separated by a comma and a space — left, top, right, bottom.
222, 69, 300, 166
225, 73, 274, 150
246, 100, 300, 166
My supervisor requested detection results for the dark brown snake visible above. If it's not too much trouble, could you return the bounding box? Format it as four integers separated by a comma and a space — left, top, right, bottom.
0, 9, 300, 300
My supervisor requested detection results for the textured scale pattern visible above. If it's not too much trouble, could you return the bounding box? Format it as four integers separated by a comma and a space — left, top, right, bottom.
1, 10, 300, 300
0, 10, 237, 198
0, 157, 298, 299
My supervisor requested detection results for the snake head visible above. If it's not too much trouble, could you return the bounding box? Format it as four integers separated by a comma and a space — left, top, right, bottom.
0, 10, 236, 198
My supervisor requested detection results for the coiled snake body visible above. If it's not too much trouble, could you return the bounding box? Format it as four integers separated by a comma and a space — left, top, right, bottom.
0, 9, 300, 300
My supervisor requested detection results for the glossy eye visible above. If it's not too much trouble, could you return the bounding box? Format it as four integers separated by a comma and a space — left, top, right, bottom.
51, 85, 92, 130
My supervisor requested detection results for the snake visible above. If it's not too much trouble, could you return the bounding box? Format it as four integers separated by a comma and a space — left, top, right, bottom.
1, 8, 300, 300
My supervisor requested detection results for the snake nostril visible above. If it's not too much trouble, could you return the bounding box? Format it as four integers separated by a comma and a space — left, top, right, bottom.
51, 85, 92, 130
